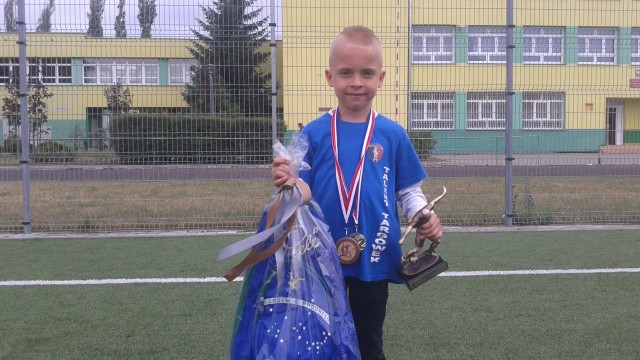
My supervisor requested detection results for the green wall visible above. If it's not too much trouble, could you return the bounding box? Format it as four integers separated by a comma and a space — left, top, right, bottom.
624, 130, 640, 144
430, 129, 606, 153
284, 129, 608, 153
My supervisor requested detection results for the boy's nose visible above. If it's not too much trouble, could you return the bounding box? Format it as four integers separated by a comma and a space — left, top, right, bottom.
350, 75, 363, 87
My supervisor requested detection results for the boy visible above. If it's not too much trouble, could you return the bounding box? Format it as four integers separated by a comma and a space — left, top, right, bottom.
272, 26, 442, 360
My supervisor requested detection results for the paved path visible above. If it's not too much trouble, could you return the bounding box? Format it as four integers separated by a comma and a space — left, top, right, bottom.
2, 224, 639, 240
1, 153, 639, 181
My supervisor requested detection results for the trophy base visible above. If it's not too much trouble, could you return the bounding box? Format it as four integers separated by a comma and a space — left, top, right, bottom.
398, 251, 448, 290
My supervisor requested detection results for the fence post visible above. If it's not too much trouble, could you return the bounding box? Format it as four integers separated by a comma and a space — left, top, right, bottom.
269, 0, 278, 144
504, 0, 515, 227
17, 0, 32, 234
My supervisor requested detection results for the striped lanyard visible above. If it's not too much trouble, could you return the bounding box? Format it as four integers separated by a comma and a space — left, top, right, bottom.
330, 108, 377, 231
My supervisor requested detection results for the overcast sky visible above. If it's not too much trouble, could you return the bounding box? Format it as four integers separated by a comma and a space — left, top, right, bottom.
2, 0, 281, 38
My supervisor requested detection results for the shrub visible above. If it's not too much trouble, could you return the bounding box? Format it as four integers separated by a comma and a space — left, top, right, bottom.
31, 140, 76, 163
1, 135, 21, 154
408, 130, 437, 160
110, 114, 286, 165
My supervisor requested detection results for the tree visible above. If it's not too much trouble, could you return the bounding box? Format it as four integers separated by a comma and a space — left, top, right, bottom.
36, 0, 55, 33
186, 0, 272, 117
182, 65, 239, 115
114, 0, 127, 38
104, 83, 133, 114
4, 0, 16, 32
2, 73, 20, 135
29, 79, 54, 143
86, 0, 105, 37
1, 72, 54, 143
137, 0, 157, 38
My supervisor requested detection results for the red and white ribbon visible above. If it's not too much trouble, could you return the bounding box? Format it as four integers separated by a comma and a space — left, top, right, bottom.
330, 108, 377, 229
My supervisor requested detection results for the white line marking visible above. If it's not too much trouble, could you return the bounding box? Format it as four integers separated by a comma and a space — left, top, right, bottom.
0, 277, 244, 286
440, 268, 640, 277
0, 268, 638, 287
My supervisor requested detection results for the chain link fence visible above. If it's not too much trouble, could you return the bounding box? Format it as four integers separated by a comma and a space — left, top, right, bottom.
1, 0, 639, 233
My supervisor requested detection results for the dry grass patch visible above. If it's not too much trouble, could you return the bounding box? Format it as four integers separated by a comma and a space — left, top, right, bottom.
1, 177, 639, 231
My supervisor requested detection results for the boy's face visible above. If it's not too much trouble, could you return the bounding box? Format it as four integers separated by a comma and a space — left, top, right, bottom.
325, 36, 386, 120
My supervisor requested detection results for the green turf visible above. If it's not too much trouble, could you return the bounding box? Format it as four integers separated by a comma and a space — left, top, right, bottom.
0, 230, 638, 359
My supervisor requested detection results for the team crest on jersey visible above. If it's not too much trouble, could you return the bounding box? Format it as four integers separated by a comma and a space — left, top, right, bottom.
367, 143, 384, 162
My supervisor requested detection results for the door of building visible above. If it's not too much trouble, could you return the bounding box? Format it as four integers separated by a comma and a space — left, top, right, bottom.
606, 102, 623, 146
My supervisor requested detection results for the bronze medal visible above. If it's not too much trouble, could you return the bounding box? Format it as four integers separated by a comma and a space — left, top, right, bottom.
336, 233, 366, 265
336, 237, 361, 265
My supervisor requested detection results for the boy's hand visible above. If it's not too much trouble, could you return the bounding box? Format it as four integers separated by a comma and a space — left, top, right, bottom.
271, 157, 292, 188
411, 211, 443, 242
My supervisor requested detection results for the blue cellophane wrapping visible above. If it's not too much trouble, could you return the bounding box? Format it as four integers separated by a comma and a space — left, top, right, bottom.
230, 200, 360, 359
229, 136, 359, 359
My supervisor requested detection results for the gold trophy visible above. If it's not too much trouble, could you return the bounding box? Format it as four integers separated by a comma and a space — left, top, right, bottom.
397, 187, 448, 290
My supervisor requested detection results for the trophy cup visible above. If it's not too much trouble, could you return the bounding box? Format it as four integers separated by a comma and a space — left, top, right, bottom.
397, 186, 448, 290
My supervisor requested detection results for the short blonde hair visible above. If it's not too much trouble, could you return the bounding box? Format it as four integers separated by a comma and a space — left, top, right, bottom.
329, 26, 383, 68
338, 26, 380, 45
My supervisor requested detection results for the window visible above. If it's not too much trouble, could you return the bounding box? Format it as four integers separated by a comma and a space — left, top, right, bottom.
412, 26, 455, 64
468, 27, 506, 63
632, 28, 640, 65
169, 59, 198, 84
1, 58, 72, 85
0, 58, 19, 84
410, 92, 455, 130
83, 59, 159, 85
523, 27, 564, 64
467, 92, 506, 130
522, 92, 564, 130
578, 28, 616, 64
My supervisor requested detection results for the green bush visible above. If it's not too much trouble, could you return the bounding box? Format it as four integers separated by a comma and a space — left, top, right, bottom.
1, 135, 21, 154
110, 114, 286, 165
408, 130, 437, 160
31, 140, 76, 163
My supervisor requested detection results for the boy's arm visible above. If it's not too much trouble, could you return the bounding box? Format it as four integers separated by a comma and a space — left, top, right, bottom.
398, 182, 443, 242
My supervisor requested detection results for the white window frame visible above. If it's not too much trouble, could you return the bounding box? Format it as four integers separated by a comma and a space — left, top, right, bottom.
468, 27, 506, 64
0, 58, 19, 84
411, 26, 455, 64
577, 28, 616, 65
410, 92, 455, 130
169, 59, 198, 85
83, 59, 159, 85
467, 92, 506, 130
522, 92, 565, 130
523, 27, 564, 64
631, 28, 640, 65
0, 58, 72, 85
31, 58, 73, 85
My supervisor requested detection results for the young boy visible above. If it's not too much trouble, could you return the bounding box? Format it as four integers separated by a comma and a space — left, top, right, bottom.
272, 26, 442, 360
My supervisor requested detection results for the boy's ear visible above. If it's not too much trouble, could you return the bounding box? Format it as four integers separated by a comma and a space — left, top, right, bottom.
378, 69, 386, 87
325, 68, 334, 87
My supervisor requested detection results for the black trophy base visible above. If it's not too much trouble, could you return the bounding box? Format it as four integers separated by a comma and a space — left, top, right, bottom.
398, 251, 448, 291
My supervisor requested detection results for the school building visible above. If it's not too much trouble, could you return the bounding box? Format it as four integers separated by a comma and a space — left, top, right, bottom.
0, 32, 283, 148
2, 0, 640, 154
0, 33, 196, 145
281, 0, 640, 153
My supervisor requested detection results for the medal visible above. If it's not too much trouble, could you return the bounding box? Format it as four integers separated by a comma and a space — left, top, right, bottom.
336, 237, 360, 264
331, 108, 376, 265
336, 232, 366, 265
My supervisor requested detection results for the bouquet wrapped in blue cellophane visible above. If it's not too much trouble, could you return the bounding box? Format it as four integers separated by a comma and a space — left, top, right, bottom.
219, 135, 360, 360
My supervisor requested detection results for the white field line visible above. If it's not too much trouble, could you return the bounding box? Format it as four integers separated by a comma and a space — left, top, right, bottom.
1, 268, 639, 287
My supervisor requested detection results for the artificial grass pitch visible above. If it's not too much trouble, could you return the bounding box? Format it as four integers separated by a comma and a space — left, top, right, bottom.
0, 230, 638, 359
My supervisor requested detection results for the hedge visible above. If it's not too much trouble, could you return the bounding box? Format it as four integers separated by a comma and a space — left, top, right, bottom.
110, 114, 286, 165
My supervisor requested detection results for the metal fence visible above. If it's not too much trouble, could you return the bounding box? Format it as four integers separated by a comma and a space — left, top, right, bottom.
1, 0, 639, 233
